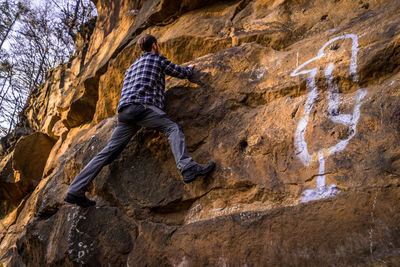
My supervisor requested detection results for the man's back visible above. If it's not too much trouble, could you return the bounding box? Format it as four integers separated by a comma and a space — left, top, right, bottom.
117, 52, 192, 112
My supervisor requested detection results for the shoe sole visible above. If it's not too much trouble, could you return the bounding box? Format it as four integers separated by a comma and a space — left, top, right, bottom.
183, 163, 215, 183
64, 195, 96, 208
63, 200, 96, 208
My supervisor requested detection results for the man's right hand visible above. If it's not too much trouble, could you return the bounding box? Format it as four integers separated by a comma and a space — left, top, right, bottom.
187, 64, 198, 82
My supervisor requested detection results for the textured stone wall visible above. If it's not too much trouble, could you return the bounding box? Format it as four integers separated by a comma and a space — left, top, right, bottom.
1, 0, 400, 266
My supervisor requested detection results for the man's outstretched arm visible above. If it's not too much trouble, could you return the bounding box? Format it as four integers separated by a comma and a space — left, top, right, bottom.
162, 57, 193, 79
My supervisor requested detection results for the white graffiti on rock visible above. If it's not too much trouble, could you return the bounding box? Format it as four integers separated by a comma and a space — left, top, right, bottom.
290, 34, 366, 202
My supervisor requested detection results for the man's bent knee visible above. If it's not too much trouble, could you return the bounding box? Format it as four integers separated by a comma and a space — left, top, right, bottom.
165, 122, 182, 137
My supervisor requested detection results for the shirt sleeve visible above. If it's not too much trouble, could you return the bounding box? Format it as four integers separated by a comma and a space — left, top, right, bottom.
161, 56, 192, 79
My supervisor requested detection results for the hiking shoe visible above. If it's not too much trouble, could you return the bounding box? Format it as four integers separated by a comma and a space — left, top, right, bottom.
182, 161, 216, 183
64, 193, 96, 207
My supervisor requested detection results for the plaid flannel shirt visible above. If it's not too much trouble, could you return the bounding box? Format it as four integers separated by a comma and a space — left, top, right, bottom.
117, 52, 192, 112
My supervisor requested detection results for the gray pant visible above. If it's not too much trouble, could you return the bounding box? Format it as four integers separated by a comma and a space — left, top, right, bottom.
67, 103, 196, 197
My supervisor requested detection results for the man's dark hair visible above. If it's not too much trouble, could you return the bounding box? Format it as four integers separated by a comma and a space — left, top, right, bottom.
138, 34, 157, 52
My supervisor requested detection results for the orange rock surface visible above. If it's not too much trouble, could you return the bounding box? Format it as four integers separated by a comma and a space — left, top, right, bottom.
1, 0, 400, 265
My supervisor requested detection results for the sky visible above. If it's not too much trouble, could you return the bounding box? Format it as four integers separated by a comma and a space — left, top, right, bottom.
26, 0, 43, 9
31, 0, 41, 6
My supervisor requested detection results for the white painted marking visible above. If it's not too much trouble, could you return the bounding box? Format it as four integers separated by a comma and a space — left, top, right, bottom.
78, 251, 85, 258
175, 256, 189, 267
294, 71, 318, 166
291, 34, 366, 202
256, 67, 268, 79
129, 9, 139, 15
186, 204, 203, 224
369, 190, 379, 255
291, 34, 359, 81
316, 151, 326, 188
301, 151, 339, 202
250, 66, 268, 81
218, 257, 229, 267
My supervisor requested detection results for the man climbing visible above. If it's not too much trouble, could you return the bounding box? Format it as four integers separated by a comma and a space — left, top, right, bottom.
64, 34, 215, 207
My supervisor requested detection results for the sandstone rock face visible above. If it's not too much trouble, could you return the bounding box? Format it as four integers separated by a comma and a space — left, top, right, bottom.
1, 0, 400, 266
0, 133, 54, 211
